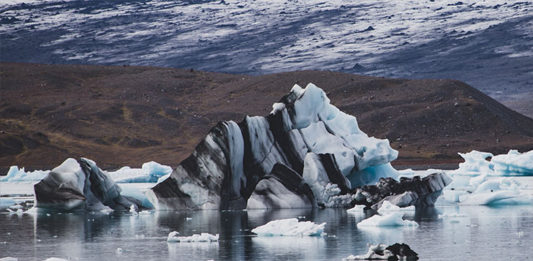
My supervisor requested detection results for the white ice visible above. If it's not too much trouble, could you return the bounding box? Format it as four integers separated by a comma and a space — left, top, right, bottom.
451, 149, 533, 177
377, 201, 415, 215
357, 212, 418, 227
1, 160, 172, 184
442, 149, 533, 205
0, 166, 49, 182
251, 218, 325, 237
346, 205, 366, 215
167, 231, 219, 243
107, 161, 172, 183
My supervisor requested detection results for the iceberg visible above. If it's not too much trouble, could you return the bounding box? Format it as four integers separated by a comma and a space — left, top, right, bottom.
251, 218, 325, 237
0, 166, 49, 182
151, 83, 400, 210
34, 158, 146, 211
443, 150, 533, 205
357, 212, 418, 227
1, 161, 171, 184
167, 231, 219, 243
451, 149, 533, 177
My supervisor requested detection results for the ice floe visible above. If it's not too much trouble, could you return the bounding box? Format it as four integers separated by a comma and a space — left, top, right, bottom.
357, 212, 418, 227
251, 218, 325, 237
167, 231, 219, 243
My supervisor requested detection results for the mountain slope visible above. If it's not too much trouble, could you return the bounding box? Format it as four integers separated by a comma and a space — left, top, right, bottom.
1, 62, 532, 169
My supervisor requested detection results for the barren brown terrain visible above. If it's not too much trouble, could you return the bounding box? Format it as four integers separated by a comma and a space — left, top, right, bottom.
1, 62, 533, 170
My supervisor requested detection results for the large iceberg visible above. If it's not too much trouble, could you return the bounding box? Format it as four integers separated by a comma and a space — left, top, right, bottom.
150, 83, 400, 210
34, 158, 148, 211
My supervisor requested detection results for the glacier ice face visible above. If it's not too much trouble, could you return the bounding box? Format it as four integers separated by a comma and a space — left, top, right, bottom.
152, 83, 400, 210
251, 218, 325, 237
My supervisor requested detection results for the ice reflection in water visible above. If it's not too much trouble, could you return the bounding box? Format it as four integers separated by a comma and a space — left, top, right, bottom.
0, 206, 532, 260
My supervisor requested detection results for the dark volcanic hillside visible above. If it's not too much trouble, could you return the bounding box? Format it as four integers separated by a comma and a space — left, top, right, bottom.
1, 62, 533, 169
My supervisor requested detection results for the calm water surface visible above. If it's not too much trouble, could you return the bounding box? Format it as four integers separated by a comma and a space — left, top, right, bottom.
1, 205, 532, 260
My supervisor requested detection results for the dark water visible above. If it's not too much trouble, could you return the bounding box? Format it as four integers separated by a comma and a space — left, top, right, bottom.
1, 205, 532, 260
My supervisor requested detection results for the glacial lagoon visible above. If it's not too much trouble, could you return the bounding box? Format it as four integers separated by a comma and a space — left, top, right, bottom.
1, 204, 532, 260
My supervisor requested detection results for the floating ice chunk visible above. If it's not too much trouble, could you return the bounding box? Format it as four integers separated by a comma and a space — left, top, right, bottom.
115, 248, 123, 255
346, 205, 366, 214
129, 205, 138, 215
377, 201, 415, 215
167, 231, 219, 243
251, 218, 325, 237
357, 212, 418, 227
0, 198, 17, 211
458, 178, 532, 205
0, 166, 50, 182
107, 161, 172, 183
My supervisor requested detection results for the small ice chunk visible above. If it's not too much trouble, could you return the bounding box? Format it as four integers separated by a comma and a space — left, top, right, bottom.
251, 218, 325, 237
357, 213, 418, 227
167, 231, 219, 242
377, 201, 415, 215
129, 205, 138, 215
347, 205, 366, 214
115, 248, 123, 254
